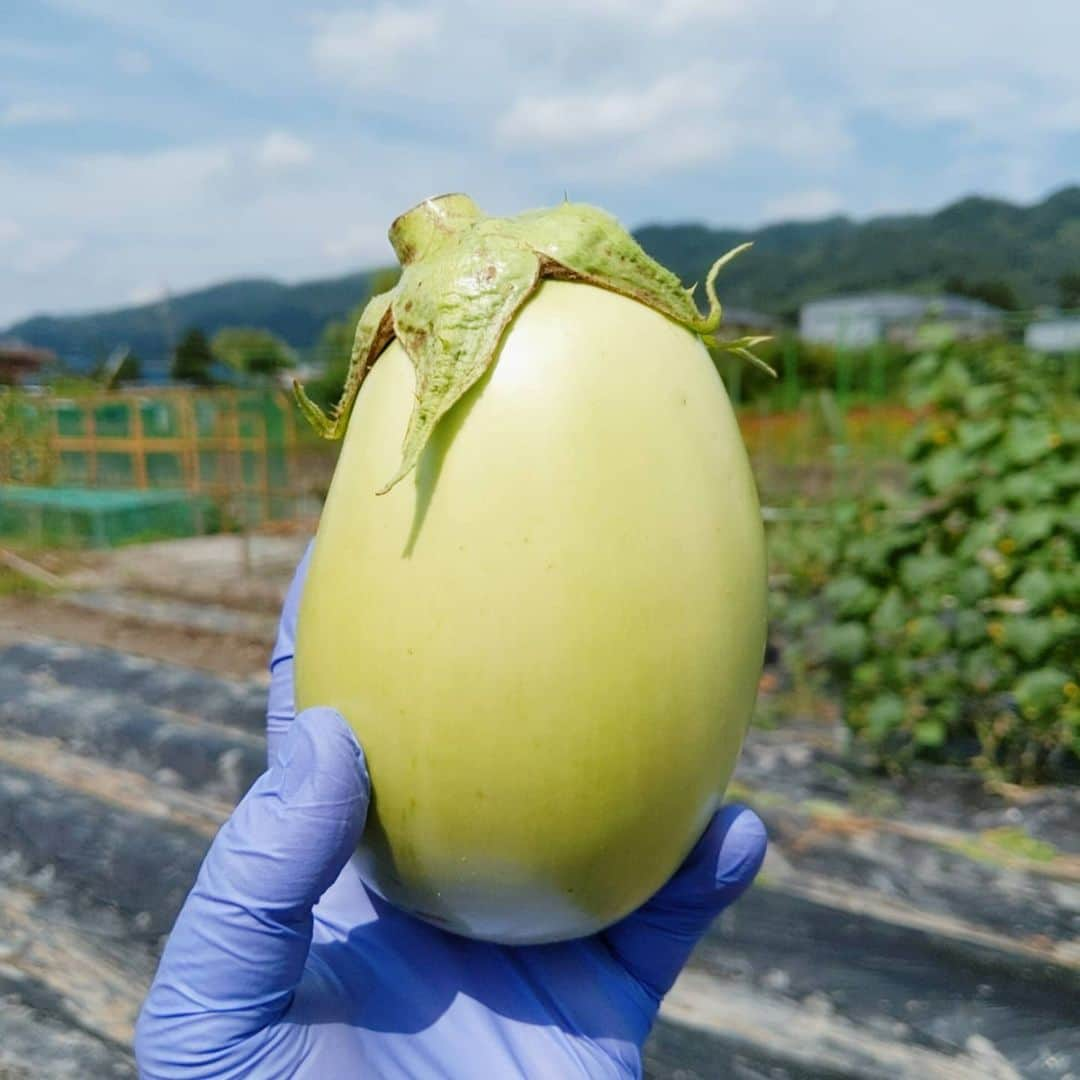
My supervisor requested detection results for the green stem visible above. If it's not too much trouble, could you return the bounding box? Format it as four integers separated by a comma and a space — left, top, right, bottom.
389, 194, 483, 265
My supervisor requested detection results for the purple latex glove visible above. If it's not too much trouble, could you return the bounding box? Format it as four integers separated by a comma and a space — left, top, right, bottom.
135, 547, 766, 1078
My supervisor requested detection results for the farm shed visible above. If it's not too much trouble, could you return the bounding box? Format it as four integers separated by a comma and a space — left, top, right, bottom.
800, 293, 1003, 346
1025, 315, 1080, 353
0, 339, 55, 385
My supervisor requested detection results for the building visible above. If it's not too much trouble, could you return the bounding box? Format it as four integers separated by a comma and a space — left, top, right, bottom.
0, 340, 56, 385
799, 293, 1003, 347
1025, 316, 1080, 353
718, 307, 780, 337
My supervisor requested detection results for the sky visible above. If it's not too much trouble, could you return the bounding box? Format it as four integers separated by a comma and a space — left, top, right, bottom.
2, 0, 1078, 327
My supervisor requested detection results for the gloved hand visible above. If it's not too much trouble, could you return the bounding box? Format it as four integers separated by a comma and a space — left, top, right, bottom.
135, 546, 766, 1079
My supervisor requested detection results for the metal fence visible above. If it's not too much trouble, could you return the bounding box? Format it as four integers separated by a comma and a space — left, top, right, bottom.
0, 388, 319, 546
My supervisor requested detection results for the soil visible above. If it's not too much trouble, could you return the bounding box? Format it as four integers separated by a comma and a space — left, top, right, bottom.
1, 534, 1077, 1078
0, 594, 272, 678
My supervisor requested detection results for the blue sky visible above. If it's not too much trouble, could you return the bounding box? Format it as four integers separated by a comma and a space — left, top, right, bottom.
2, 0, 1078, 326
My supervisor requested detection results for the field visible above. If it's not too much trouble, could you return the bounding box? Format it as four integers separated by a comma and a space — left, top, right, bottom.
0, 533, 1076, 1078
1, 344, 1077, 1078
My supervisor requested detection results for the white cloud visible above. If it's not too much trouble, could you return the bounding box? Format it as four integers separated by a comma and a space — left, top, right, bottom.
762, 188, 844, 222
499, 73, 703, 147
0, 219, 20, 246
322, 223, 385, 261
651, 0, 755, 27
13, 236, 81, 275
0, 131, 522, 324
497, 63, 851, 181
128, 282, 168, 305
310, 6, 441, 86
116, 48, 152, 75
530, 0, 753, 29
1, 101, 77, 127
256, 131, 314, 171
3, 0, 1079, 325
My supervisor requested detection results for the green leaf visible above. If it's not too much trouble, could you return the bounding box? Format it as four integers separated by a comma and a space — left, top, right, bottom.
1004, 419, 1057, 466
783, 599, 818, 630
853, 662, 883, 692
906, 615, 950, 656
1002, 618, 1059, 663
823, 622, 869, 665
871, 588, 908, 635
899, 552, 953, 592
296, 193, 767, 489
956, 418, 1004, 452
975, 481, 1010, 516
955, 565, 994, 604
915, 719, 947, 747
962, 384, 1006, 416
1001, 469, 1056, 505
963, 647, 1011, 694
923, 447, 976, 493
1014, 668, 1071, 716
923, 670, 962, 703
1051, 458, 1080, 489
866, 694, 905, 740
1013, 568, 1057, 611
1007, 509, 1056, 550
384, 234, 542, 492
824, 575, 880, 618
955, 609, 988, 648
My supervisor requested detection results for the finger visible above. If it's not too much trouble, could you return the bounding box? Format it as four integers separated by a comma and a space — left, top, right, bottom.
603, 805, 766, 1001
267, 541, 314, 762
135, 707, 368, 1071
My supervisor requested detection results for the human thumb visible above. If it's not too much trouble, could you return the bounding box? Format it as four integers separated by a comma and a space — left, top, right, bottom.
136, 707, 369, 1074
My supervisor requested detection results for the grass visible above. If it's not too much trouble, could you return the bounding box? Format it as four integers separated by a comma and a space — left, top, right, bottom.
0, 564, 56, 598
979, 826, 1058, 863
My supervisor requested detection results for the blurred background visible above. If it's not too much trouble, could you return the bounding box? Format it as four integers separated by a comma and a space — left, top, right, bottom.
1, 2, 1077, 1078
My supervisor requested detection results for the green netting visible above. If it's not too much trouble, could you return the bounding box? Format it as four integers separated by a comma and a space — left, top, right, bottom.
0, 389, 298, 546
0, 487, 213, 548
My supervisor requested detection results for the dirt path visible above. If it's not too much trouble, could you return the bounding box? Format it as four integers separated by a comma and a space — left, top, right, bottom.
1, 535, 1077, 1078
0, 594, 272, 678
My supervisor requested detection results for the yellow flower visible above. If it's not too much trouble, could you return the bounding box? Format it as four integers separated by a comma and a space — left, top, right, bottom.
1065, 682, 1079, 700
932, 427, 950, 445
997, 537, 1016, 555
987, 621, 1005, 642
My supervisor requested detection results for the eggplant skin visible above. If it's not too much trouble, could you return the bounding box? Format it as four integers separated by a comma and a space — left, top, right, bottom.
296, 280, 767, 944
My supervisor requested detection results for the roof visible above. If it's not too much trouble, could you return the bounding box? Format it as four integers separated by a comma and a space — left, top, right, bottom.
722, 307, 780, 329
0, 339, 57, 367
801, 292, 1003, 321
1025, 314, 1080, 329
1024, 315, 1080, 351
0, 339, 57, 384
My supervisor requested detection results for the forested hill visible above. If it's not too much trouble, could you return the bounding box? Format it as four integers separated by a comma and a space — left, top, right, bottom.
4, 271, 375, 374
5, 186, 1078, 373
634, 184, 1080, 318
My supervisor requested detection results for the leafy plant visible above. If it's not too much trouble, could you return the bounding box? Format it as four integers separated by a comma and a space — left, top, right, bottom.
770, 343, 1079, 782
171, 328, 217, 386
307, 268, 402, 410
211, 328, 295, 378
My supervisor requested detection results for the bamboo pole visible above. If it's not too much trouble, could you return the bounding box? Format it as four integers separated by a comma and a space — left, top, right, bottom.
259, 400, 271, 523
131, 398, 148, 489
86, 404, 98, 487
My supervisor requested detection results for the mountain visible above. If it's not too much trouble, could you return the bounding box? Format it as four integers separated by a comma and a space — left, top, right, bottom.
5, 186, 1078, 376
5, 271, 375, 377
633, 185, 1080, 320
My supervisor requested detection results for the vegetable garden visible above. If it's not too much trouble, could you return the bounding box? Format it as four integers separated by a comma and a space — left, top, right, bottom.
0, 332, 1076, 1077
758, 342, 1079, 784
2, 336, 1076, 787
